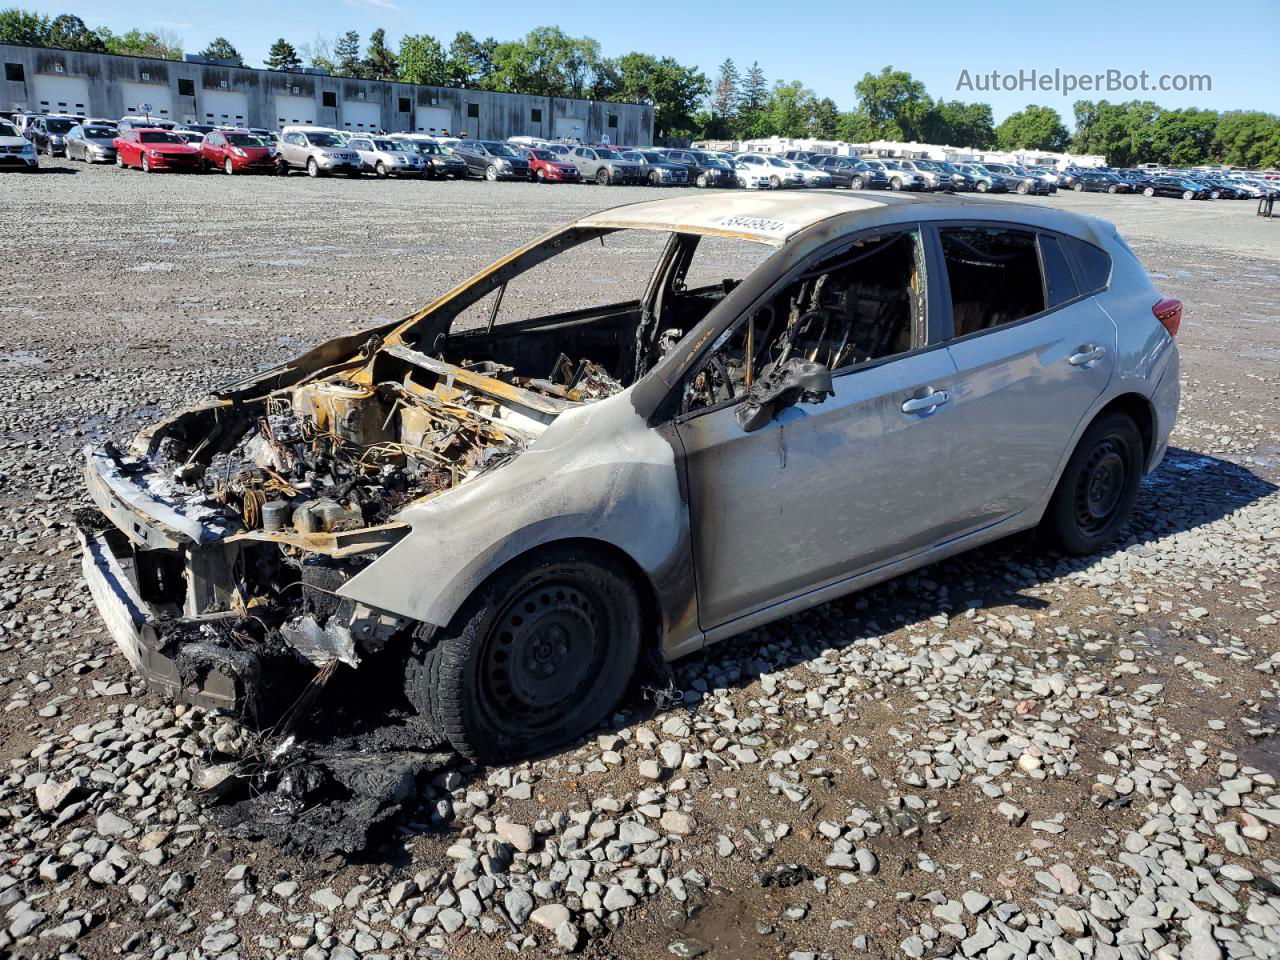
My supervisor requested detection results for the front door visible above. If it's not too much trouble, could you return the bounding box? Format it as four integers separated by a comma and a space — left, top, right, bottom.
672, 226, 962, 630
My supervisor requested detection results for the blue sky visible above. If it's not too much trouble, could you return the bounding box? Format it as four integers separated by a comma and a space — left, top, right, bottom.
26, 0, 1280, 125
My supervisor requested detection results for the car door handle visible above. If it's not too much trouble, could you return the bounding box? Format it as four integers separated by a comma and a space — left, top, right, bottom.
901, 389, 950, 414
1069, 345, 1106, 367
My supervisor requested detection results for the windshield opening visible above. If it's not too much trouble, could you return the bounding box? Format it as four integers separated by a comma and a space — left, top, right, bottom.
306, 132, 343, 147
140, 131, 184, 144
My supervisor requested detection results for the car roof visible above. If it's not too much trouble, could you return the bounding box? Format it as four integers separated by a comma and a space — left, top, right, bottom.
573, 192, 1109, 248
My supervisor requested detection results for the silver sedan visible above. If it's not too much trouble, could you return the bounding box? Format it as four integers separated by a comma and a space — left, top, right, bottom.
65, 123, 118, 163
79, 192, 1179, 763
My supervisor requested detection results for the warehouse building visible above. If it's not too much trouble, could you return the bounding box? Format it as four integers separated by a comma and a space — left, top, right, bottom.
0, 43, 654, 144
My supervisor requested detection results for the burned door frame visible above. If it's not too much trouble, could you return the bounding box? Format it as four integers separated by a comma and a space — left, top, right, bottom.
667, 221, 974, 632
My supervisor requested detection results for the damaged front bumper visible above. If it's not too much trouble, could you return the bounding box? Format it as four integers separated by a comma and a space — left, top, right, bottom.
77, 522, 257, 711
79, 444, 407, 715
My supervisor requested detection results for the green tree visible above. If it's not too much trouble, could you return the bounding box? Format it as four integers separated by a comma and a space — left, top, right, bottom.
1214, 111, 1280, 168
398, 33, 447, 85
199, 37, 243, 66
445, 31, 496, 87
854, 66, 929, 140
611, 51, 707, 140
334, 30, 362, 76
0, 8, 49, 46
488, 27, 603, 99
734, 62, 769, 139
994, 104, 1069, 151
809, 96, 841, 139
46, 13, 104, 51
712, 58, 739, 121
363, 28, 397, 81
265, 38, 300, 71
98, 27, 183, 60
1149, 108, 1219, 166
836, 109, 890, 144
761, 80, 816, 138
925, 99, 994, 148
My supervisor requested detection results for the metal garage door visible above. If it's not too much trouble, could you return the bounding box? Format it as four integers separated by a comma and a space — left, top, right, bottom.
32, 74, 91, 115
274, 95, 316, 128
553, 116, 585, 140
342, 99, 382, 132
120, 82, 175, 119
414, 106, 452, 135
200, 89, 249, 126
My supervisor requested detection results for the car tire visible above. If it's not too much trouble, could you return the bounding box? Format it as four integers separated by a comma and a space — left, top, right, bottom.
649, 171, 660, 186
404, 544, 642, 764
376, 161, 388, 179
1016, 182, 1030, 195
890, 177, 903, 191
307, 157, 320, 178
142, 154, 151, 173
851, 176, 865, 190
115, 153, 125, 169
1210, 190, 1220, 199
1107, 184, 1118, 193
485, 164, 499, 182
536, 167, 547, 182
975, 180, 988, 192
1042, 412, 1143, 556
1143, 187, 1155, 197
224, 158, 235, 176
1182, 190, 1194, 200
596, 168, 610, 186
1073, 182, 1084, 191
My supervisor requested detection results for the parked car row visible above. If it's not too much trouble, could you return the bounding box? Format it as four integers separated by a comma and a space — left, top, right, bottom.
1057, 165, 1280, 200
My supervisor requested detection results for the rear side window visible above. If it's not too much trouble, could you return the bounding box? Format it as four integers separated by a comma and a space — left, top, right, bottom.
1066, 238, 1112, 293
939, 226, 1045, 337
1038, 235, 1079, 306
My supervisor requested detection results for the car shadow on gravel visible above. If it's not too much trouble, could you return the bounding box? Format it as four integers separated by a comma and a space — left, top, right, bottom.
208, 446, 1276, 861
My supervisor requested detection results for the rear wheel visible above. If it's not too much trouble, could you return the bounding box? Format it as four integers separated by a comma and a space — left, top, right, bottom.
405, 545, 641, 763
1042, 412, 1143, 555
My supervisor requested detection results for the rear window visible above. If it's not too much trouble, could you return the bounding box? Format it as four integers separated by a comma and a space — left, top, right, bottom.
1067, 238, 1112, 293
939, 226, 1046, 337
1038, 235, 1079, 306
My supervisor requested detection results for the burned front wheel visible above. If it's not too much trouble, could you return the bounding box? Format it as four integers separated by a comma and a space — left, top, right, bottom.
405, 545, 641, 763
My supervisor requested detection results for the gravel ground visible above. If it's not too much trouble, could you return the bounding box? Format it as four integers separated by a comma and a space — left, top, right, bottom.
1, 159, 1278, 960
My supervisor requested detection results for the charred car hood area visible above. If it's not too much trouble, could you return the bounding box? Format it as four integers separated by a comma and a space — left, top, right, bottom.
77, 314, 629, 717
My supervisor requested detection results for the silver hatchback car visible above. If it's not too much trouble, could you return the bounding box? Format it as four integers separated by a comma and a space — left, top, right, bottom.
79, 192, 1179, 762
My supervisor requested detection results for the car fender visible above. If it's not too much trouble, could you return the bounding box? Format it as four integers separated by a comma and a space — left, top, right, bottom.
337, 389, 703, 659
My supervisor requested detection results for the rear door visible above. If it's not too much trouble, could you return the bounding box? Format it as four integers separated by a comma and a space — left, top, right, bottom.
927, 224, 1116, 534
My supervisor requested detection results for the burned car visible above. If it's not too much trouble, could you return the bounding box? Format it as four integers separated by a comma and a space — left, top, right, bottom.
80, 192, 1180, 764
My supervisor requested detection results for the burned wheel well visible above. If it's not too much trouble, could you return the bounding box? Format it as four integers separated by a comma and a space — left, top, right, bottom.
1095, 393, 1156, 468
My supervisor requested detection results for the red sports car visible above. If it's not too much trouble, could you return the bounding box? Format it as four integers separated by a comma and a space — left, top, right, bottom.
114, 128, 202, 173
526, 148, 582, 183
201, 129, 276, 175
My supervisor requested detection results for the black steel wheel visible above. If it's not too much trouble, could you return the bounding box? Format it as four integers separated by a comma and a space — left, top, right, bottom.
1043, 412, 1143, 554
405, 545, 641, 763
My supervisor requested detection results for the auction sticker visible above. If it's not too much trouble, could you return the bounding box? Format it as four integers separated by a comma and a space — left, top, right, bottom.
718, 215, 795, 236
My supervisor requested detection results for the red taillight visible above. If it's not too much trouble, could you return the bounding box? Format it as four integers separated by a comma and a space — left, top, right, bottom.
1152, 297, 1182, 337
